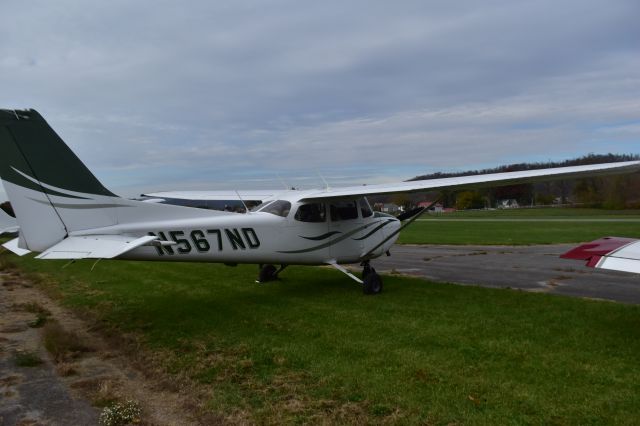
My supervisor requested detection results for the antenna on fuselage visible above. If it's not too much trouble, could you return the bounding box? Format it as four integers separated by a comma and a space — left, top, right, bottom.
317, 172, 330, 191
276, 174, 290, 190
234, 190, 250, 213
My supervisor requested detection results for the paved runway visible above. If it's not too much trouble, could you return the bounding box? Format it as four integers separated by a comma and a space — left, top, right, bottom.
374, 244, 640, 304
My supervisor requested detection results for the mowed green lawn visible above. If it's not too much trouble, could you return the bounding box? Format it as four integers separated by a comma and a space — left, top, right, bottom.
398, 208, 640, 245
2, 251, 639, 424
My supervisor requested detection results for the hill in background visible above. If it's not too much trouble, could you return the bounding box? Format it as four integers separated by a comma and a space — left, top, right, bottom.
376, 154, 640, 210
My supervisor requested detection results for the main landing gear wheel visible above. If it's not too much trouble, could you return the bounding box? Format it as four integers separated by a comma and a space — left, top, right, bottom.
258, 264, 277, 282
257, 264, 287, 283
361, 262, 383, 295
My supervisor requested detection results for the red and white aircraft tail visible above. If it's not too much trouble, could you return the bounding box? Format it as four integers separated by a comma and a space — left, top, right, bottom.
562, 237, 640, 274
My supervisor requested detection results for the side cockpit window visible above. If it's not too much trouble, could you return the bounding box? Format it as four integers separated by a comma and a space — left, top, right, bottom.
295, 203, 326, 222
260, 200, 291, 217
330, 201, 359, 221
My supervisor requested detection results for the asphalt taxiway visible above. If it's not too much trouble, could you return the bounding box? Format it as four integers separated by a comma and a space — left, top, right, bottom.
375, 244, 640, 304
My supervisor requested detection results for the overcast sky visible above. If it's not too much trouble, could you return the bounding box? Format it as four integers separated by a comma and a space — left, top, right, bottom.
1, 0, 639, 200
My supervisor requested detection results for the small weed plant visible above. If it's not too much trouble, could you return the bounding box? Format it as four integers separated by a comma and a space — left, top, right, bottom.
99, 400, 142, 426
43, 321, 90, 362
13, 350, 43, 367
28, 313, 48, 328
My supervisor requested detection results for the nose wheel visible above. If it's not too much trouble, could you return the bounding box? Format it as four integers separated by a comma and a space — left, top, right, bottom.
361, 262, 383, 295
324, 261, 384, 295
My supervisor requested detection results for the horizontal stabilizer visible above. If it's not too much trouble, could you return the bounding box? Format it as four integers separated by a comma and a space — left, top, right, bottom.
36, 235, 157, 260
561, 237, 640, 274
1, 225, 19, 235
2, 238, 31, 256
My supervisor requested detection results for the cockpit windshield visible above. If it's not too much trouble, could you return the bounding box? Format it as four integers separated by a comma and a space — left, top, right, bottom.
253, 200, 292, 217
250, 200, 274, 212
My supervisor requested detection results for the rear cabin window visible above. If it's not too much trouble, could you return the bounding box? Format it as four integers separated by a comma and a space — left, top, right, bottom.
359, 198, 373, 218
295, 203, 326, 222
330, 201, 359, 221
261, 200, 291, 217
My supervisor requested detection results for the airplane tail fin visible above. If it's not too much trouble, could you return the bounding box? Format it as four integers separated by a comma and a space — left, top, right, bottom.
0, 109, 120, 251
1, 109, 231, 254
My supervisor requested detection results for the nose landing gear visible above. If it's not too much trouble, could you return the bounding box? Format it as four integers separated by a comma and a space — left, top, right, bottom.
326, 260, 384, 295
361, 261, 383, 295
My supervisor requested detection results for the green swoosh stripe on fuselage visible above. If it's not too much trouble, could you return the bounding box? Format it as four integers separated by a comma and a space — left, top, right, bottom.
301, 231, 342, 241
352, 219, 395, 241
278, 221, 384, 254
0, 164, 89, 200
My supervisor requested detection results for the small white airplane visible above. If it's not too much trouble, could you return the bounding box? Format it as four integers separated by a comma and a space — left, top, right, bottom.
1, 109, 639, 294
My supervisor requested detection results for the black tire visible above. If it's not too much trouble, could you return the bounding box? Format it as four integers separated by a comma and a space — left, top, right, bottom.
362, 264, 372, 280
259, 264, 277, 282
363, 272, 383, 295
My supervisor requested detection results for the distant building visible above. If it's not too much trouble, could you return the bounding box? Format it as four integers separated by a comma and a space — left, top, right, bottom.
381, 203, 402, 214
418, 200, 444, 213
553, 197, 572, 205
497, 199, 519, 209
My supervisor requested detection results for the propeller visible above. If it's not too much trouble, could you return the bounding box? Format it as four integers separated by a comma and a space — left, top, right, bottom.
396, 206, 425, 221
362, 198, 441, 259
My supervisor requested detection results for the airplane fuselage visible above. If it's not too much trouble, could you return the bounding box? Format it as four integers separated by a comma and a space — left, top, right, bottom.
74, 197, 401, 266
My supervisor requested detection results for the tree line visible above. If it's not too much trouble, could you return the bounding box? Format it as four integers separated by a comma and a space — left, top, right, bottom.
383, 154, 640, 210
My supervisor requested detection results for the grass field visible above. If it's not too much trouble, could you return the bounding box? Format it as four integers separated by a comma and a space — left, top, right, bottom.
398, 208, 640, 245
422, 208, 640, 218
2, 249, 639, 424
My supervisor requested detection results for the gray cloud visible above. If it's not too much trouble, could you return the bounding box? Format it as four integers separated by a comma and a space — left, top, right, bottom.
1, 0, 639, 199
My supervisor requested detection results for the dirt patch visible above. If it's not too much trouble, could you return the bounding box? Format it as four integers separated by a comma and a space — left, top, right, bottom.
0, 323, 29, 333
0, 270, 204, 425
547, 274, 573, 288
0, 374, 23, 387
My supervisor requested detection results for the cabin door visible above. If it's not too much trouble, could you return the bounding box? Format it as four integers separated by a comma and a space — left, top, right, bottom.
328, 200, 365, 262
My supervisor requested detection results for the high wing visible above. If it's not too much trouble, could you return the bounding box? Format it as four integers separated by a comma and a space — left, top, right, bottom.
298, 161, 640, 201
142, 190, 285, 201
139, 190, 289, 211
561, 237, 640, 274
